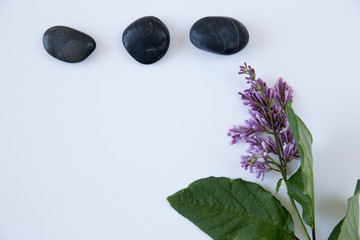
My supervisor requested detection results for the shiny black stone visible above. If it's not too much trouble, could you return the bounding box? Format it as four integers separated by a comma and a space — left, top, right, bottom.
189, 16, 249, 55
43, 26, 96, 63
122, 16, 170, 64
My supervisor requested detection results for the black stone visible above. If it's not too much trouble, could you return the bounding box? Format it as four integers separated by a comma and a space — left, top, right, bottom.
122, 16, 170, 64
43, 26, 96, 63
189, 16, 249, 55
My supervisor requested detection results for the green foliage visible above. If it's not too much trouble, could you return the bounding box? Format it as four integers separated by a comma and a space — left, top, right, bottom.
285, 103, 315, 228
276, 178, 283, 194
328, 180, 360, 240
168, 177, 297, 240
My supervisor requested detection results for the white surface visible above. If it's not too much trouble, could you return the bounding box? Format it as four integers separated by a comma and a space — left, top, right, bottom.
0, 0, 360, 239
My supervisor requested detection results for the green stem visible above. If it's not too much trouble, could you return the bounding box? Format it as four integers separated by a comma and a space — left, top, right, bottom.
266, 157, 282, 170
284, 179, 312, 240
269, 116, 311, 240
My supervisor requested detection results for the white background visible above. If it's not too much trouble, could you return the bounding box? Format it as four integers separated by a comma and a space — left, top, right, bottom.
0, 0, 360, 239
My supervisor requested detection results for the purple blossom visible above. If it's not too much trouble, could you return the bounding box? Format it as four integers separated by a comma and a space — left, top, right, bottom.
274, 78, 294, 108
240, 154, 269, 180
229, 63, 298, 179
279, 125, 299, 162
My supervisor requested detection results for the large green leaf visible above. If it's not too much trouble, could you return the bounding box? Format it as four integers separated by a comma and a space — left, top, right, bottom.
328, 180, 360, 240
168, 177, 297, 240
285, 103, 315, 228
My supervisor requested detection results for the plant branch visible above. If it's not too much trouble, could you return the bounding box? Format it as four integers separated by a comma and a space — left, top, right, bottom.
285, 180, 312, 240
268, 109, 311, 240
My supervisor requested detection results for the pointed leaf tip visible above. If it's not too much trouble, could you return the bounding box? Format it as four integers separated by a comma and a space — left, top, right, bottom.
354, 179, 360, 195
328, 179, 360, 240
276, 178, 283, 194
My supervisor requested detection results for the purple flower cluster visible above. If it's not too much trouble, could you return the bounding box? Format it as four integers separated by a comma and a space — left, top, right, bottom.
228, 63, 299, 180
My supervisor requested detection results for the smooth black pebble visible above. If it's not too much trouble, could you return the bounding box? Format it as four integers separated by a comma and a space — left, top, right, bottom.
43, 26, 96, 63
189, 16, 249, 55
122, 16, 170, 64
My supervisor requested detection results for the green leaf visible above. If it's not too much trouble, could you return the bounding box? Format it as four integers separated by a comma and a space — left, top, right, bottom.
168, 177, 297, 240
328, 180, 360, 240
276, 178, 283, 194
285, 103, 315, 228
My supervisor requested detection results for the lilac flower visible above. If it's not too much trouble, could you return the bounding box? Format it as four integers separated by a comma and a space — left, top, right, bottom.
240, 154, 269, 180
274, 78, 294, 109
229, 63, 299, 179
279, 125, 299, 162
